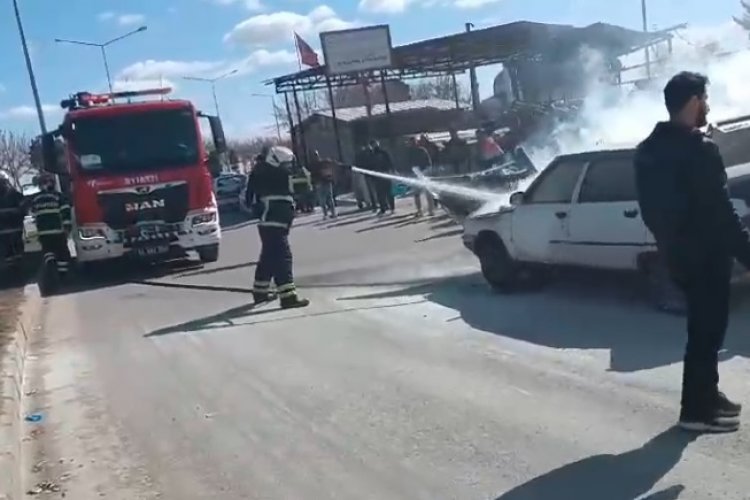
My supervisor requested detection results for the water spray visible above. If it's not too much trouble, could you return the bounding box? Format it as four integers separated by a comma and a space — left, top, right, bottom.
351, 166, 509, 203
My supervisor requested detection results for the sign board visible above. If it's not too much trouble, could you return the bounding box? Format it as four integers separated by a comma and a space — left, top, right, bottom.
320, 25, 393, 75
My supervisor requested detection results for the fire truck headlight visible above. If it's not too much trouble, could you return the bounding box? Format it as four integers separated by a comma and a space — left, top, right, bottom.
78, 227, 106, 240
192, 212, 217, 226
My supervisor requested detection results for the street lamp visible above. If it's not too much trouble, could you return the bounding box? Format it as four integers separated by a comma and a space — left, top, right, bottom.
183, 69, 238, 120
55, 26, 148, 93
12, 0, 46, 134
250, 93, 282, 141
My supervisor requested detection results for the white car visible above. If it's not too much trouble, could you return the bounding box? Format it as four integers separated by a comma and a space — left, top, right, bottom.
462, 149, 750, 311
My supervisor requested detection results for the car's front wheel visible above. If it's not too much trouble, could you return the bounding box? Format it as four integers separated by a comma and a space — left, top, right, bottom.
197, 244, 220, 263
475, 234, 517, 292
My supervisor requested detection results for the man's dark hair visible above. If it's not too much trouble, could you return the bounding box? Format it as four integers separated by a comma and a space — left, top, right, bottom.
663, 71, 709, 116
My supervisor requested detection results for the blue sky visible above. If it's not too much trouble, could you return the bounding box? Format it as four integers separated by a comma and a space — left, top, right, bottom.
0, 0, 745, 139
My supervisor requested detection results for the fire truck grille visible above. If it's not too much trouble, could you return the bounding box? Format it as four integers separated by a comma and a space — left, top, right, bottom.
98, 183, 189, 231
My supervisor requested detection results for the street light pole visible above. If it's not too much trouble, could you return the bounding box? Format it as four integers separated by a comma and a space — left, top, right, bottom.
55, 26, 147, 93
183, 69, 238, 121
12, 0, 47, 134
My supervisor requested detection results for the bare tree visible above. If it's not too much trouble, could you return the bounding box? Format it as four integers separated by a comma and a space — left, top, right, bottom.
735, 0, 750, 30
0, 130, 36, 189
410, 76, 471, 104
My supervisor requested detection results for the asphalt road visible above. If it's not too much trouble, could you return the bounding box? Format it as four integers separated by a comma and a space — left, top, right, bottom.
20, 199, 750, 499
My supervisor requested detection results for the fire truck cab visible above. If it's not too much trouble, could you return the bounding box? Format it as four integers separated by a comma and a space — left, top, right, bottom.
41, 88, 225, 266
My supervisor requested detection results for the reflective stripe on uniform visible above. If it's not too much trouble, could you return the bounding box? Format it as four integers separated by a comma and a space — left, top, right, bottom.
0, 228, 22, 235
37, 229, 65, 236
34, 209, 63, 216
253, 281, 271, 289
258, 221, 289, 229
0, 207, 21, 214
277, 283, 295, 293
279, 289, 297, 299
260, 195, 294, 203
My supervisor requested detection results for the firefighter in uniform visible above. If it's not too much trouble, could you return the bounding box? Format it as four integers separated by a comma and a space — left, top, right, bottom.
0, 171, 25, 269
245, 146, 310, 309
31, 172, 72, 276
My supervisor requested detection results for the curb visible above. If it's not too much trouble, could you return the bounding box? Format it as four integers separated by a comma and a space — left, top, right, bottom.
0, 286, 41, 500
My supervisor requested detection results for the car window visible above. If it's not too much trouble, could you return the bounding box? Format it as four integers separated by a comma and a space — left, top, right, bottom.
526, 159, 585, 204
578, 156, 637, 203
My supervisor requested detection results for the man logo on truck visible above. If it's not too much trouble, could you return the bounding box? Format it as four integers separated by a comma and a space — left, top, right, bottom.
125, 199, 166, 212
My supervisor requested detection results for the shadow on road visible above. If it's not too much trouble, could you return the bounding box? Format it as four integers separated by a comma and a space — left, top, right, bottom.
494, 426, 694, 500
355, 214, 422, 233
144, 299, 427, 338
337, 271, 750, 373
174, 261, 257, 278
134, 280, 253, 294
415, 228, 464, 243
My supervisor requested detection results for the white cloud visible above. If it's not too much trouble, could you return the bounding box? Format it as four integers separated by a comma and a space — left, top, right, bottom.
118, 13, 146, 26
224, 6, 356, 47
119, 59, 226, 81
358, 0, 502, 13
113, 79, 178, 92
359, 0, 410, 13
98, 11, 115, 21
452, 0, 503, 8
0, 104, 61, 121
212, 0, 264, 10
117, 51, 298, 86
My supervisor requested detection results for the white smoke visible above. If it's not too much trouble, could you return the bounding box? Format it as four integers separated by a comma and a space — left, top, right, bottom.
525, 22, 750, 167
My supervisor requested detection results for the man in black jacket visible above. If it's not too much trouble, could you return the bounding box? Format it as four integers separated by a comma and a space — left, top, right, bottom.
369, 140, 395, 215
245, 146, 309, 309
635, 71, 750, 433
0, 171, 25, 267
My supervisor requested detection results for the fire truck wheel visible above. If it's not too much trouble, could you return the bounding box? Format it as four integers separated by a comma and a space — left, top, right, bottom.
197, 244, 220, 263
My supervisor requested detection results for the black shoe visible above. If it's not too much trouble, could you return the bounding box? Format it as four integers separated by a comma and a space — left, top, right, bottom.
678, 415, 739, 433
716, 391, 742, 419
280, 296, 310, 309
253, 292, 277, 305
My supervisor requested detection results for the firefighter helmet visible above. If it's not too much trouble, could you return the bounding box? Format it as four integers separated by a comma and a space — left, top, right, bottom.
265, 146, 295, 168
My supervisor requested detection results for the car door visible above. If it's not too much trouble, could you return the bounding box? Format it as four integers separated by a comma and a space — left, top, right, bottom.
510, 157, 586, 264
560, 154, 649, 270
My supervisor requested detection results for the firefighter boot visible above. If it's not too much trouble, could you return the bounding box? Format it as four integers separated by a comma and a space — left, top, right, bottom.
280, 294, 310, 310
253, 292, 277, 306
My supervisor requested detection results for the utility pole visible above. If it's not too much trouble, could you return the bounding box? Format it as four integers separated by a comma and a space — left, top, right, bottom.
641, 0, 651, 79
250, 93, 283, 141
56, 26, 148, 94
13, 0, 47, 134
466, 22, 480, 113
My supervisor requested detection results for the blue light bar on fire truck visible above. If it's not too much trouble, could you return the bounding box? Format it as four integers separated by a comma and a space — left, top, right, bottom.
60, 87, 172, 110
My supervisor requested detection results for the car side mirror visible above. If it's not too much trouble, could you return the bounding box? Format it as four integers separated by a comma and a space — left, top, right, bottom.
509, 191, 525, 206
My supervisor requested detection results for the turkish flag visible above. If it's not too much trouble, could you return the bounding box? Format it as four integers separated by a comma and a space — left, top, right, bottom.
295, 33, 320, 68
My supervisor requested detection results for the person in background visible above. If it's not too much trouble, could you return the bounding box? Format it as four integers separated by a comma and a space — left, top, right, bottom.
477, 129, 504, 169
309, 150, 337, 220
419, 134, 440, 165
443, 128, 470, 175
352, 144, 377, 212
635, 71, 749, 433
369, 140, 395, 215
30, 172, 72, 277
0, 171, 25, 268
290, 159, 314, 214
245, 146, 309, 309
407, 137, 435, 217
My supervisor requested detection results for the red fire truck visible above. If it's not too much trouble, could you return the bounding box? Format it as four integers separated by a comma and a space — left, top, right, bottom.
41, 87, 225, 267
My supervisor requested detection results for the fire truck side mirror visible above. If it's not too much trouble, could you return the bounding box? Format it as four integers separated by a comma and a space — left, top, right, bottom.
207, 116, 228, 155
41, 133, 63, 174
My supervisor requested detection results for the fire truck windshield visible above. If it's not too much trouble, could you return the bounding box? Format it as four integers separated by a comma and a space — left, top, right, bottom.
70, 108, 200, 174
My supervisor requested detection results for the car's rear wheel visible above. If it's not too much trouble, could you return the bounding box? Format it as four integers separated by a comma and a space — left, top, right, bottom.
475, 234, 517, 292
642, 255, 686, 315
